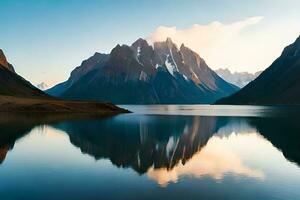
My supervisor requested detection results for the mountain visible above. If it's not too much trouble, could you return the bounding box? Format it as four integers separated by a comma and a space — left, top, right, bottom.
36, 82, 49, 90
47, 38, 238, 104
217, 36, 300, 105
216, 68, 262, 88
0, 49, 15, 73
47, 53, 109, 96
0, 49, 127, 114
0, 49, 48, 98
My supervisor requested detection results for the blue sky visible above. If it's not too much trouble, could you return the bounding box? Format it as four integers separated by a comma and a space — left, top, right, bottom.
1, 0, 300, 86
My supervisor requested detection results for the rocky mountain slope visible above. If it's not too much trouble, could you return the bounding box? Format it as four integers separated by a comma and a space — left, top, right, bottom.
47, 38, 238, 104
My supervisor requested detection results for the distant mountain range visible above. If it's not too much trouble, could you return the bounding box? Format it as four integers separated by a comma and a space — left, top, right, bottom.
217, 35, 300, 105
216, 68, 261, 88
47, 38, 238, 104
36, 82, 49, 90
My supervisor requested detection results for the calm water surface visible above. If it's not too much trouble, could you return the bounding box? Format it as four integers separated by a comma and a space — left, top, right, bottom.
0, 105, 300, 200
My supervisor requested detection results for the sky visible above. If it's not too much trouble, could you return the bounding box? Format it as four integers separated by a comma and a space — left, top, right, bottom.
1, 0, 300, 87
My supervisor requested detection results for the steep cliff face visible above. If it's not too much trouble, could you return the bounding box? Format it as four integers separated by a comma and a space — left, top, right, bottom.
0, 49, 15, 73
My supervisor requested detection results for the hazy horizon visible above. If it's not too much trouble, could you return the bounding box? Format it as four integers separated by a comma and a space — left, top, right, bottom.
1, 0, 300, 87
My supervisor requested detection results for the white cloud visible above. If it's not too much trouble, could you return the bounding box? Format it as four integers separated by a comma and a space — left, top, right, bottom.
147, 17, 299, 73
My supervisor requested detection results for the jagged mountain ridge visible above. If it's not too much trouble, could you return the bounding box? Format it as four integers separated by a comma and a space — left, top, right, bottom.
217, 35, 300, 105
47, 38, 238, 104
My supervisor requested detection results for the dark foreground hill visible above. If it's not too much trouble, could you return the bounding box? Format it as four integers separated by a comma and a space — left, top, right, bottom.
0, 49, 127, 114
0, 49, 48, 98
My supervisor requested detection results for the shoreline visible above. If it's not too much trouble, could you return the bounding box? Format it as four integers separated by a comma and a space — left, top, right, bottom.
0, 95, 130, 114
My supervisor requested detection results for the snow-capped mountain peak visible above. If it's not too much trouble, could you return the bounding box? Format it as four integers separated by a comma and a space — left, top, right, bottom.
47, 37, 238, 104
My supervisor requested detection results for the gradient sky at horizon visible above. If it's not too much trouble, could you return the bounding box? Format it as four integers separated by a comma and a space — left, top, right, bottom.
1, 0, 300, 86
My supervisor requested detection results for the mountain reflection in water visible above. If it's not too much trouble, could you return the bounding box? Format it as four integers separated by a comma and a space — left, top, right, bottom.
53, 116, 218, 174
147, 133, 266, 186
0, 113, 299, 188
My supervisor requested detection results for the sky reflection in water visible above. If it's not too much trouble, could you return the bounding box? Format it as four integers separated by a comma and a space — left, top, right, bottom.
0, 106, 300, 200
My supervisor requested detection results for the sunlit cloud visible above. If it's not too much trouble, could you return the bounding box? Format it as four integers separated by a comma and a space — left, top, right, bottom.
147, 133, 265, 187
147, 17, 263, 72
148, 17, 263, 44
148, 17, 300, 73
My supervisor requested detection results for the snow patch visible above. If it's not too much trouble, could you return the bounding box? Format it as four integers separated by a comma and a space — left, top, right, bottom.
183, 74, 188, 81
136, 46, 144, 66
169, 48, 179, 72
165, 54, 179, 76
165, 55, 174, 76
137, 46, 141, 57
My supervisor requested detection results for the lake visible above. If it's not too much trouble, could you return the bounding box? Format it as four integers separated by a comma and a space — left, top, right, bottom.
0, 105, 300, 200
